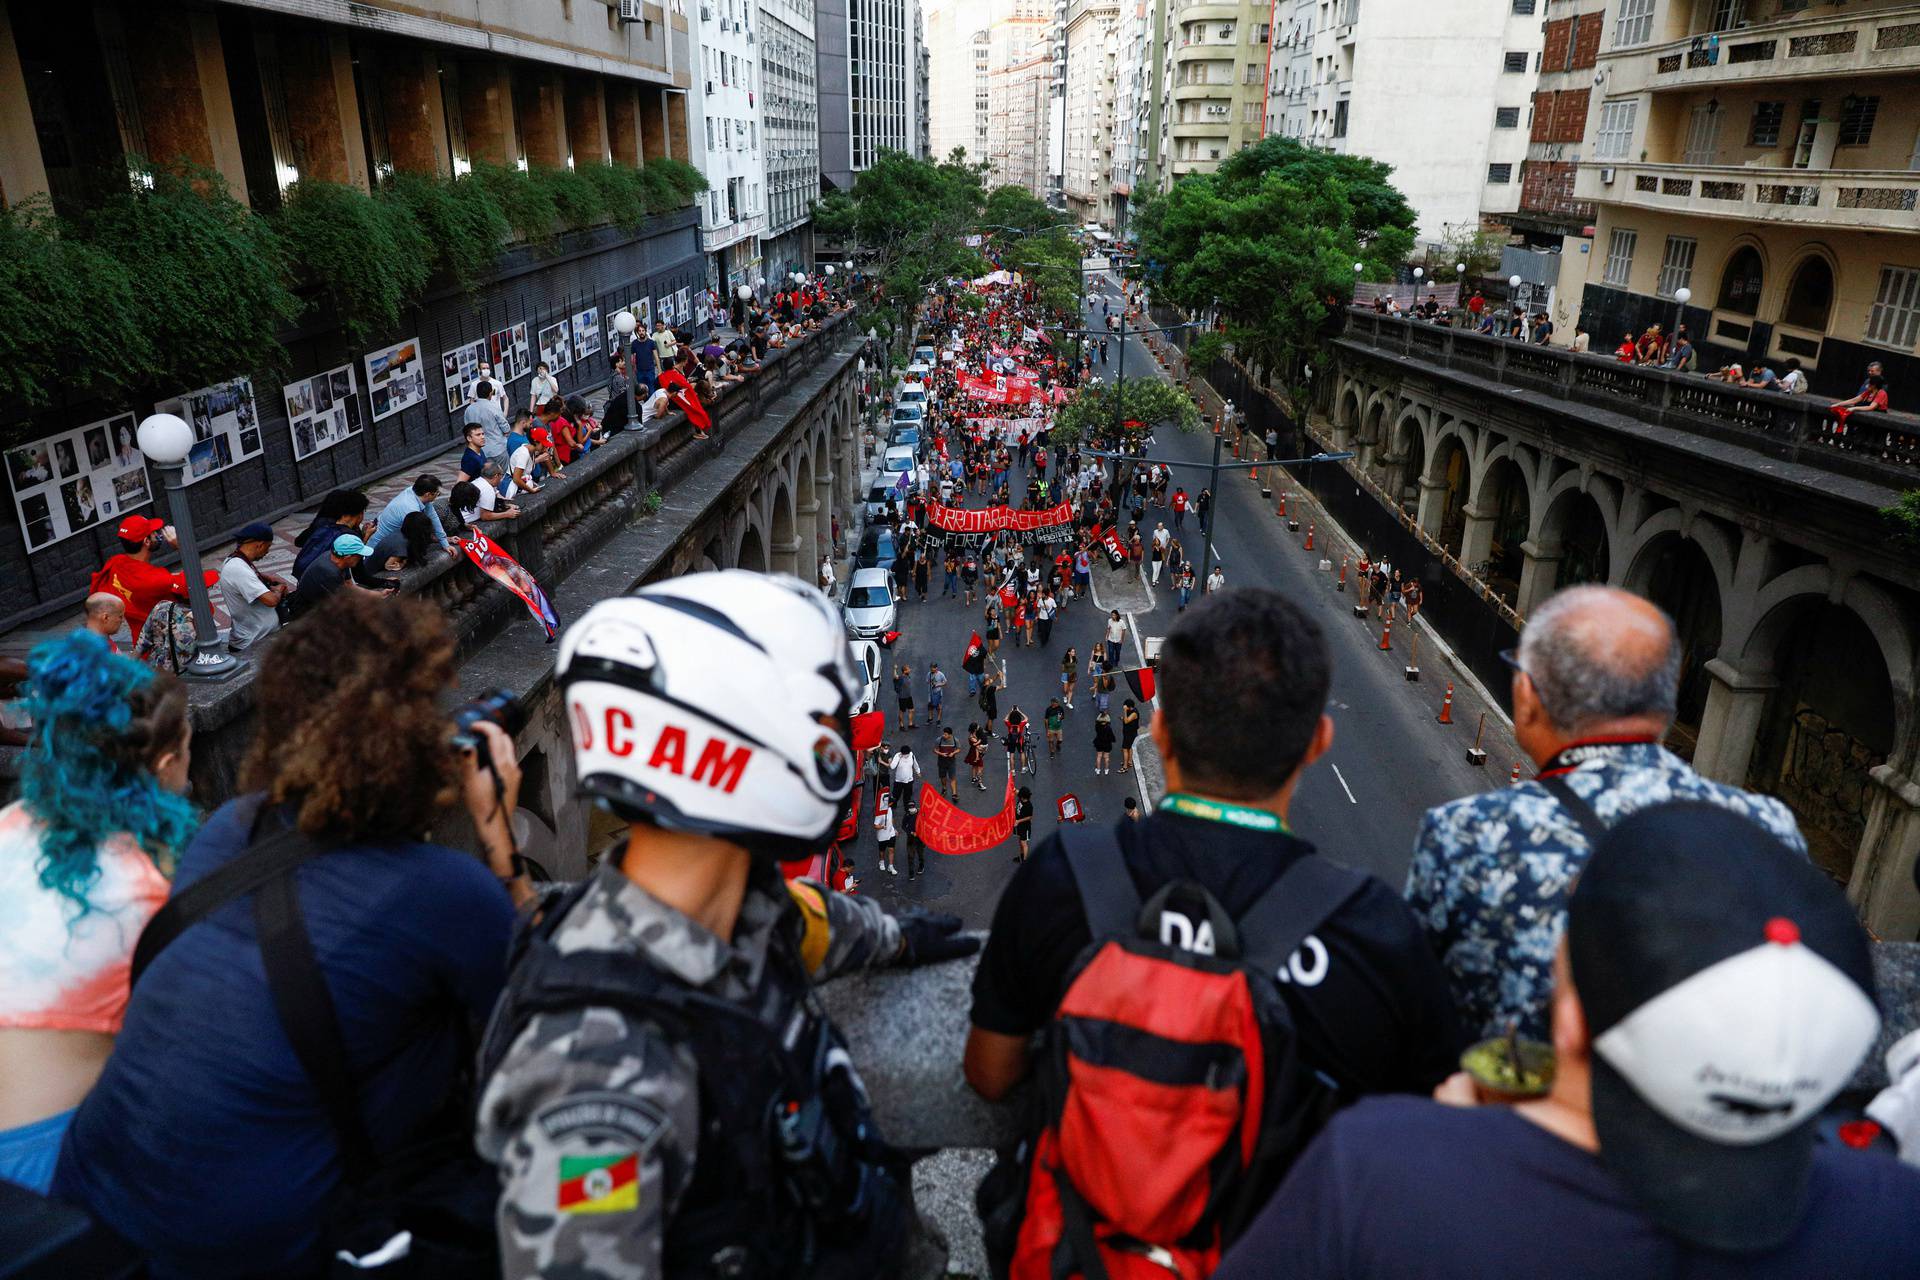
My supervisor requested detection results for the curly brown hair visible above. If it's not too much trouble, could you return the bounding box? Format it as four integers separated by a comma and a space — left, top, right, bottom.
239, 593, 461, 839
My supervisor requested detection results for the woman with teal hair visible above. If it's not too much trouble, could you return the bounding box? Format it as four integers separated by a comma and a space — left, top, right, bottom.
0, 630, 195, 1192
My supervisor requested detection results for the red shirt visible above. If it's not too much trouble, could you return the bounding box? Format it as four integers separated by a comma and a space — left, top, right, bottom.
1172, 492, 1188, 512
1467, 296, 1484, 315
89, 555, 216, 634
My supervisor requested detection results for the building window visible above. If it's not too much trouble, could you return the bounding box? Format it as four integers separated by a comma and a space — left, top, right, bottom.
1749, 101, 1785, 148
1613, 0, 1654, 48
1512, 0, 1536, 11
1656, 236, 1697, 297
1866, 266, 1920, 349
1495, 106, 1521, 129
1594, 99, 1636, 160
1603, 228, 1637, 286
1332, 98, 1349, 138
1502, 51, 1529, 72
1487, 163, 1513, 183
1839, 95, 1879, 147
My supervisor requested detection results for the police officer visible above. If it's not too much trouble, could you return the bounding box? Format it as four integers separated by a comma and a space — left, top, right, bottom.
476, 571, 979, 1279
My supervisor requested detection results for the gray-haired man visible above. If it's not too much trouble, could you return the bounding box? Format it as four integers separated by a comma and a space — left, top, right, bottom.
1404, 585, 1805, 1043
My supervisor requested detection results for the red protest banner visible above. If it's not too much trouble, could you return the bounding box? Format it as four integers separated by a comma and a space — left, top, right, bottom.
916, 772, 1017, 855
927, 501, 1072, 534
457, 531, 559, 639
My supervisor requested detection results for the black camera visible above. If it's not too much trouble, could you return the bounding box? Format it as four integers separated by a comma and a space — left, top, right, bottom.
452, 688, 525, 751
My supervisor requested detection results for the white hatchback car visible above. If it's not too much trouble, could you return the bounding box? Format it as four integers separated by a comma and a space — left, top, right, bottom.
843, 569, 898, 640
848, 638, 884, 715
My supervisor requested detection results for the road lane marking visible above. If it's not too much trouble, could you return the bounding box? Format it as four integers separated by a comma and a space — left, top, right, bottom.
1331, 763, 1358, 805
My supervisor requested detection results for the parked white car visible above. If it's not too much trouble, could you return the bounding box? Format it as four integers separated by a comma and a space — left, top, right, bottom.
843, 569, 898, 640
849, 638, 883, 715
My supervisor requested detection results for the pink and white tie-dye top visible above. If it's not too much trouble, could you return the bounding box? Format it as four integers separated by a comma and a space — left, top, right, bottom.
0, 800, 169, 1033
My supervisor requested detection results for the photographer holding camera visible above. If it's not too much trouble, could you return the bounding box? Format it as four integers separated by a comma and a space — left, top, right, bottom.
54, 593, 532, 1279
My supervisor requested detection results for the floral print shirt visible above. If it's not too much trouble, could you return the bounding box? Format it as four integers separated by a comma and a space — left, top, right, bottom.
1404, 743, 1805, 1042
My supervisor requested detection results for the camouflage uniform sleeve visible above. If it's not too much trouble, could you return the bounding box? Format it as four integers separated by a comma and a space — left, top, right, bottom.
475, 1006, 701, 1280
786, 877, 904, 981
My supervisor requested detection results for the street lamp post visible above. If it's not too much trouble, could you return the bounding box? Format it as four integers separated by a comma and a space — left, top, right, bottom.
1672, 286, 1692, 345
136, 413, 240, 680
612, 309, 641, 426
1086, 438, 1355, 590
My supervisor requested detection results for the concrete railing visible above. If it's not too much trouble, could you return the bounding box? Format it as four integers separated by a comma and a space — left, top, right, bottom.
1341, 311, 1920, 485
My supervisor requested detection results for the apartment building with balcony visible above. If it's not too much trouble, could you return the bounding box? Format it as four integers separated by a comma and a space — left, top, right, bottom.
1110, 0, 1165, 232
924, 1, 983, 162
692, 0, 768, 293
1572, 0, 1920, 395
1062, 0, 1121, 222
1159, 0, 1271, 186
1515, 0, 1608, 240
759, 0, 819, 278
992, 46, 1056, 195
1256, 0, 1542, 244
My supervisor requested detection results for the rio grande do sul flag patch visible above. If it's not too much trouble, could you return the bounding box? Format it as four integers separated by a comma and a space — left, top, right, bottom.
558, 1152, 639, 1214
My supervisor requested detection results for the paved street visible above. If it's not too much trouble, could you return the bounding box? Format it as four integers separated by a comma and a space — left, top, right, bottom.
853, 277, 1524, 929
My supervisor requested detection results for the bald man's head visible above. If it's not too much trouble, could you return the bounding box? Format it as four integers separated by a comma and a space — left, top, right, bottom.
1517, 585, 1679, 734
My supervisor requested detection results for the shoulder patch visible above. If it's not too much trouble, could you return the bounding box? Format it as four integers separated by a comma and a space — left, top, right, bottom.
786, 879, 832, 975
536, 1092, 670, 1150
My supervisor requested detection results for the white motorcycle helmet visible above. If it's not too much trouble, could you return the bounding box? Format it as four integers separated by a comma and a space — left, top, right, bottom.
558, 570, 863, 856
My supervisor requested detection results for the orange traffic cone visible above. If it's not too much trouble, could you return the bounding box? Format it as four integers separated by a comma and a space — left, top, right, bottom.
1304, 522, 1315, 551
1437, 682, 1454, 724
1510, 763, 1523, 783
1378, 619, 1392, 651
1277, 493, 1287, 519
1250, 463, 1259, 483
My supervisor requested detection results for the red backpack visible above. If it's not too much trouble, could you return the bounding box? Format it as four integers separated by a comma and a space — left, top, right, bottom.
980, 826, 1365, 1280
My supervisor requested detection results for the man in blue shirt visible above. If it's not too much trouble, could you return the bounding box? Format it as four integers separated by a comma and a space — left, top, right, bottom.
629, 330, 659, 395
367, 474, 454, 562
462, 380, 509, 467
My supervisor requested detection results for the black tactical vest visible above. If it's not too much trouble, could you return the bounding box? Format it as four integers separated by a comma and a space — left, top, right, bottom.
477, 877, 912, 1279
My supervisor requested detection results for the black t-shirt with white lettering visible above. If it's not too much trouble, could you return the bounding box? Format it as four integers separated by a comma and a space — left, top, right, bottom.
969, 811, 1463, 1098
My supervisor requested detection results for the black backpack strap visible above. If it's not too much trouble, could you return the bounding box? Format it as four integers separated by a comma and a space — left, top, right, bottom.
1234, 854, 1370, 982
130, 814, 324, 987
253, 870, 381, 1182
1060, 823, 1140, 941
1540, 775, 1610, 847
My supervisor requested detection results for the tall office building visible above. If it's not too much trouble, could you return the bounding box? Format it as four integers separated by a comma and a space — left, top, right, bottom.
991, 46, 1055, 195
1062, 0, 1120, 224
927, 0, 1053, 180
924, 0, 985, 161
818, 0, 921, 190
1259, 0, 1544, 245
760, 0, 821, 278
691, 0, 767, 294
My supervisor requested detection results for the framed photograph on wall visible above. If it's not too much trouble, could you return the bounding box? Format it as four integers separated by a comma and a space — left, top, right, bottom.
536, 322, 574, 375
572, 307, 602, 360
155, 377, 262, 484
364, 338, 427, 422
8, 411, 150, 552
285, 363, 362, 461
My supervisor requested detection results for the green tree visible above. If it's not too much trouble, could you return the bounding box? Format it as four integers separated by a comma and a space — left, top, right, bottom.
813, 148, 989, 337
1132, 136, 1416, 401
278, 180, 431, 345
1050, 377, 1201, 447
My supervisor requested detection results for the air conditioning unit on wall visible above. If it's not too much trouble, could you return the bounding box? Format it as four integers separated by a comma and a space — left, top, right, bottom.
1599, 166, 1615, 184
618, 0, 645, 21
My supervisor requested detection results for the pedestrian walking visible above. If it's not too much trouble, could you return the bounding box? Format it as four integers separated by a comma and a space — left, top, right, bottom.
1104, 610, 1127, 667
903, 800, 925, 879
983, 601, 1001, 655
927, 663, 947, 725
1403, 577, 1423, 623
1206, 565, 1226, 595
1196, 488, 1213, 533
1171, 486, 1188, 530
1119, 699, 1141, 774
1176, 562, 1195, 612
1150, 524, 1170, 586
961, 552, 979, 605
888, 741, 921, 814
979, 669, 1001, 722
914, 556, 931, 603
1092, 710, 1115, 775
943, 552, 960, 598
935, 726, 961, 799
1013, 787, 1034, 863
1044, 698, 1066, 759
1006, 705, 1034, 775
1036, 589, 1057, 646
966, 723, 988, 790
893, 661, 916, 730
1060, 645, 1079, 709
874, 788, 898, 875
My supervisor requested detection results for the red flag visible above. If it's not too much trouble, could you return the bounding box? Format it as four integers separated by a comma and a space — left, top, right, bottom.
1121, 666, 1156, 702
659, 368, 710, 433
457, 530, 559, 640
962, 631, 985, 674
850, 711, 885, 752
915, 773, 1017, 854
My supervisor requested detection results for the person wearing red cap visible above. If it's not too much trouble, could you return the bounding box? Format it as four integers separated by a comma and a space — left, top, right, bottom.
88, 515, 218, 637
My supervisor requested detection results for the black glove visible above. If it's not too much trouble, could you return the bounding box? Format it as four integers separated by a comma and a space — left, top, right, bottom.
894, 910, 981, 967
